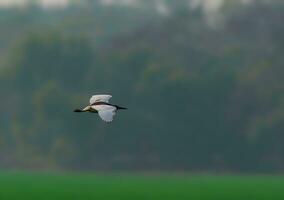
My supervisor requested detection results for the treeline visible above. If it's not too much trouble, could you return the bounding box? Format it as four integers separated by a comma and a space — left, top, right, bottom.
0, 1, 284, 172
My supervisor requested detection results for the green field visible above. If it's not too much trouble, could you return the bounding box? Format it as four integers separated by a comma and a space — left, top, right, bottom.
0, 172, 284, 200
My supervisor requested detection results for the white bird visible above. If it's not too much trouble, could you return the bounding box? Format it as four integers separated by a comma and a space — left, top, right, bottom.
74, 94, 127, 122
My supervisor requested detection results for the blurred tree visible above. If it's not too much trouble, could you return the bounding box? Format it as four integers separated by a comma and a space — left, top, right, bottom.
0, 0, 284, 172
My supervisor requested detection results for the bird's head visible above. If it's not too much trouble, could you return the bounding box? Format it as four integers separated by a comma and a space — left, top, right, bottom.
83, 105, 92, 111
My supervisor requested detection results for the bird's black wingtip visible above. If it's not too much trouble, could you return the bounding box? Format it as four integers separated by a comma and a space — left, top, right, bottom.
117, 106, 127, 110
74, 109, 82, 112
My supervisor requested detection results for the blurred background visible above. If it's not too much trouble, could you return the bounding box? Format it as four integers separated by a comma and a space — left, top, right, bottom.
0, 0, 284, 174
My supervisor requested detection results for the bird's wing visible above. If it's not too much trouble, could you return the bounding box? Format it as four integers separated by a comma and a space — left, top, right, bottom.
90, 95, 112, 105
98, 108, 116, 122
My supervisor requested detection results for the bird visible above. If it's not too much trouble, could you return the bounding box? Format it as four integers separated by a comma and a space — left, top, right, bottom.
74, 94, 127, 122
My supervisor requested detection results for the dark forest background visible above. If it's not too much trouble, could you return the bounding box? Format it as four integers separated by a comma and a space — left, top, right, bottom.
0, 0, 284, 173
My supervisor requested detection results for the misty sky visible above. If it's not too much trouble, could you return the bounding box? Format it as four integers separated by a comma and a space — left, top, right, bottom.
0, 0, 260, 11
0, 0, 70, 8
0, 0, 226, 10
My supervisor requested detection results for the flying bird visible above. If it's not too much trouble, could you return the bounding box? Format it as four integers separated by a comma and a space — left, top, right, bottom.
74, 95, 127, 122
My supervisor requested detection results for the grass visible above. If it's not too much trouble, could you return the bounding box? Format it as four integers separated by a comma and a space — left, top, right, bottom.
0, 171, 284, 200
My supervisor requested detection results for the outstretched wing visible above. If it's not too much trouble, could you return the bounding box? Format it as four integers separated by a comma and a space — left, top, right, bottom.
98, 108, 116, 122
90, 95, 112, 105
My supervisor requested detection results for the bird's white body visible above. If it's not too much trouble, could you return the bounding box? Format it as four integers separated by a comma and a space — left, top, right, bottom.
75, 94, 126, 123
